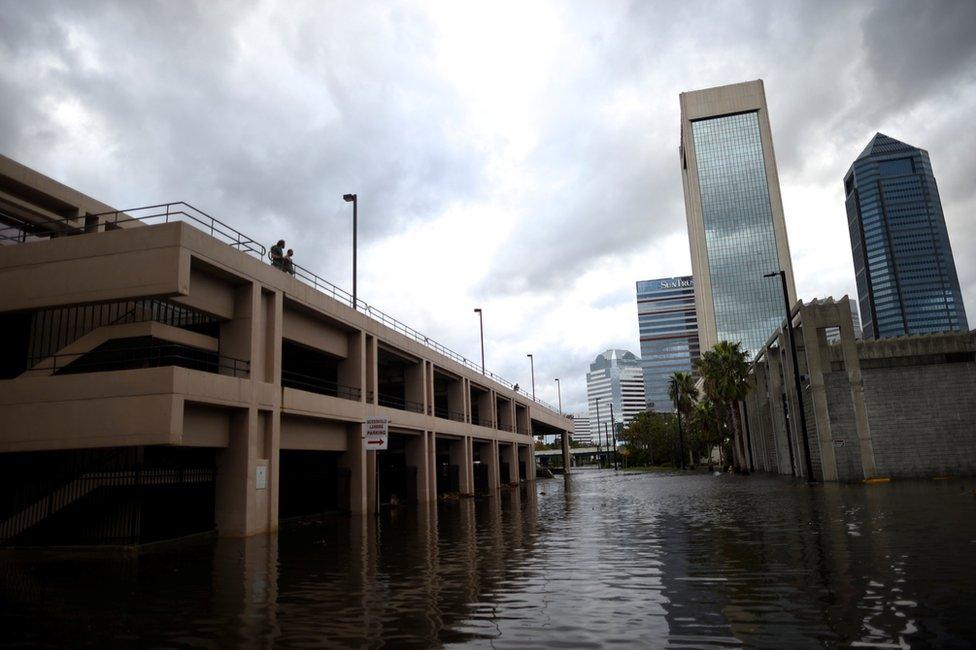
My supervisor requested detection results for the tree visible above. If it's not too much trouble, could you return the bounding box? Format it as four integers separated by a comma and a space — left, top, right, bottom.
618, 411, 681, 467
689, 397, 722, 466
695, 340, 752, 472
667, 371, 699, 468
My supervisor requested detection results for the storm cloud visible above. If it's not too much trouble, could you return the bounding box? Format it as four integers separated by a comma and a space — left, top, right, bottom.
2, 0, 974, 415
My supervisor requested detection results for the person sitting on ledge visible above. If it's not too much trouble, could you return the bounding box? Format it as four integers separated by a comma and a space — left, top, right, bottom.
283, 249, 296, 275
270, 239, 285, 269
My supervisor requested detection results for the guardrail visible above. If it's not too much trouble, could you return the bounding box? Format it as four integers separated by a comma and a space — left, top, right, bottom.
27, 342, 249, 378
3, 202, 565, 415
377, 393, 425, 414
281, 370, 362, 401
0, 203, 267, 258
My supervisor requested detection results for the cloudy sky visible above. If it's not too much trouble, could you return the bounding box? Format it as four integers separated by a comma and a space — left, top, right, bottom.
2, 0, 974, 415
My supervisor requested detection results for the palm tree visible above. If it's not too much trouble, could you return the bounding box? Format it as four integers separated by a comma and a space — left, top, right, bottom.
695, 341, 752, 472
690, 397, 720, 466
667, 371, 698, 468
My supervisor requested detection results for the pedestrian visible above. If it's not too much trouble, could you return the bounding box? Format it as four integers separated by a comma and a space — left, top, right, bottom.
283, 249, 296, 275
270, 239, 285, 269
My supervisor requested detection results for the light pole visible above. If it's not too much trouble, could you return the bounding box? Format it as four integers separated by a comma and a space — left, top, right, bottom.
473, 308, 485, 374
609, 401, 619, 471
526, 353, 535, 400
764, 270, 815, 483
595, 396, 602, 468
554, 378, 562, 414
342, 193, 357, 308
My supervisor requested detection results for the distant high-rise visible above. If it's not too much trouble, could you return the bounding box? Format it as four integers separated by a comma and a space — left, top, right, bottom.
586, 350, 645, 446
844, 133, 968, 338
571, 416, 593, 446
823, 297, 863, 344
679, 80, 797, 358
636, 276, 700, 412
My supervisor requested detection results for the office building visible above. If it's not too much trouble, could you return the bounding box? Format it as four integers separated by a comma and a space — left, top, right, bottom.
636, 276, 700, 412
679, 80, 797, 358
844, 133, 968, 338
586, 349, 645, 446
571, 416, 593, 446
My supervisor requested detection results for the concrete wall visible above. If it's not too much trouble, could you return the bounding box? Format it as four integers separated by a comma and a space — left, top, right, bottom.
745, 298, 976, 482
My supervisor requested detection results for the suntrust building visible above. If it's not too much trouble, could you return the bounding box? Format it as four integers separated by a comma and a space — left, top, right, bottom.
635, 276, 699, 412
0, 155, 571, 547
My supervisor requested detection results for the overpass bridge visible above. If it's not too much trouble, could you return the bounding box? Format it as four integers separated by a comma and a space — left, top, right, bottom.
535, 446, 613, 467
0, 154, 575, 546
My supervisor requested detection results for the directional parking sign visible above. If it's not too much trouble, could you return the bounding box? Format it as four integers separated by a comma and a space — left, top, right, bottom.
363, 417, 389, 450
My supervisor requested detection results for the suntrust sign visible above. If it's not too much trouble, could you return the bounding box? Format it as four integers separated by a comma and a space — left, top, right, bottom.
659, 278, 693, 289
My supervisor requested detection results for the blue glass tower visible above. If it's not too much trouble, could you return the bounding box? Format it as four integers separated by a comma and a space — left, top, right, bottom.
636, 276, 700, 412
845, 133, 968, 338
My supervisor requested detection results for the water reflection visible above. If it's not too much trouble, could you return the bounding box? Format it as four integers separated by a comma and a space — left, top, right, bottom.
2, 474, 976, 647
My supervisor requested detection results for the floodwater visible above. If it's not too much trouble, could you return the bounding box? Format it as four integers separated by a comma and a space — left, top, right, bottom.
3, 471, 976, 648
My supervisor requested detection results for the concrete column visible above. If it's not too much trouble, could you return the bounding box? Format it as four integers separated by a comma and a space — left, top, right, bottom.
505, 442, 519, 484
447, 378, 465, 421
366, 450, 378, 514
215, 283, 277, 537
406, 431, 432, 503
340, 422, 368, 515
405, 362, 425, 412
801, 306, 837, 481
450, 436, 473, 495
479, 440, 499, 492
561, 429, 571, 474
518, 443, 535, 481
839, 303, 877, 479
427, 362, 435, 416
216, 407, 272, 536
338, 330, 366, 402
426, 431, 437, 498
365, 335, 377, 403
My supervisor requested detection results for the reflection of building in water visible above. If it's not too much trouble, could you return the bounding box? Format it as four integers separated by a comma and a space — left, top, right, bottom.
744, 298, 976, 481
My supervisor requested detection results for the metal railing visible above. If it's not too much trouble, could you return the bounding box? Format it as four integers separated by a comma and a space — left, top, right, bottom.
377, 393, 425, 414
2, 201, 566, 414
26, 341, 249, 378
281, 370, 362, 401
434, 406, 467, 422
0, 203, 266, 259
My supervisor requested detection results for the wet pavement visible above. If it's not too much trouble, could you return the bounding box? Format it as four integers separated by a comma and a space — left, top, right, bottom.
3, 470, 976, 648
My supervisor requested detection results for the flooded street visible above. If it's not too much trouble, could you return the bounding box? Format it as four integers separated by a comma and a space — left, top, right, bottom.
3, 470, 976, 648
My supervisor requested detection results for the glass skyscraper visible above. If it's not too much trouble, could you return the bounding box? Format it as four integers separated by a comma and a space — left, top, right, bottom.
680, 80, 797, 358
636, 276, 700, 412
844, 133, 968, 338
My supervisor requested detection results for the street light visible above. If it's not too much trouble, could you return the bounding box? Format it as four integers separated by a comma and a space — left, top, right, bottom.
342, 193, 357, 309
595, 396, 603, 468
764, 270, 815, 483
526, 353, 535, 400
473, 308, 485, 374
554, 378, 562, 414
609, 400, 619, 471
